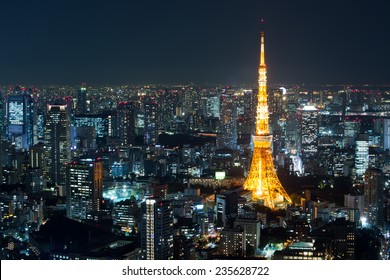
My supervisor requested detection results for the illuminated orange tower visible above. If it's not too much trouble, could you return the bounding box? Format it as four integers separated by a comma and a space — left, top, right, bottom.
244, 21, 292, 209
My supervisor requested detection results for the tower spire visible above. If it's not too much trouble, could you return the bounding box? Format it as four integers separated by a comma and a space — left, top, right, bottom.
260, 19, 265, 67
256, 19, 269, 136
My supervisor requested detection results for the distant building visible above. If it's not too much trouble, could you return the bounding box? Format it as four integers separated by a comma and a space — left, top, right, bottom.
344, 194, 364, 218
384, 119, 390, 151
7, 93, 34, 150
44, 104, 71, 191
76, 86, 87, 114
117, 102, 135, 146
217, 91, 237, 150
299, 105, 319, 174
355, 140, 369, 180
143, 96, 158, 146
363, 168, 384, 228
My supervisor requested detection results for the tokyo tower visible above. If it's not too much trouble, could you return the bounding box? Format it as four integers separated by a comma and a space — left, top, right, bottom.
244, 21, 292, 209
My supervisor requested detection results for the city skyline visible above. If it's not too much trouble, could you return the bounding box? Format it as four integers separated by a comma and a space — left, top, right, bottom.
0, 0, 389, 85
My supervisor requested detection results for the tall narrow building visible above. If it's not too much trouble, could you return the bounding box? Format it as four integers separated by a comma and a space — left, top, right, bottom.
44, 104, 71, 192
363, 168, 384, 228
244, 21, 292, 209
140, 197, 174, 260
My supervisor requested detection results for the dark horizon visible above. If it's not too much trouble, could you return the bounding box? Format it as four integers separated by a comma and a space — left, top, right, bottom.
0, 0, 389, 86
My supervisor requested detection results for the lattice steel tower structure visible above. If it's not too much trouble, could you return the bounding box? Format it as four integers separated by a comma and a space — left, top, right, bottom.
244, 21, 292, 209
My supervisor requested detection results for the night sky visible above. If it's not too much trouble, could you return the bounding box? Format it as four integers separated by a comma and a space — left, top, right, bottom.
0, 0, 389, 85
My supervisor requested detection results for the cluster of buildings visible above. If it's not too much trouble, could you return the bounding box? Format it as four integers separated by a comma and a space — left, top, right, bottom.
0, 83, 389, 259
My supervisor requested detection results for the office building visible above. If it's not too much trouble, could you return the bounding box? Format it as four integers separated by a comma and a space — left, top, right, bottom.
7, 93, 34, 150
117, 102, 135, 146
66, 160, 103, 221
363, 168, 384, 228
44, 104, 71, 191
140, 197, 174, 260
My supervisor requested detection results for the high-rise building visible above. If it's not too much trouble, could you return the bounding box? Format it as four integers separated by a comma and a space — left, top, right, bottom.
243, 21, 292, 209
25, 143, 46, 193
66, 160, 103, 221
206, 95, 220, 118
384, 119, 390, 151
117, 102, 135, 146
7, 93, 34, 150
355, 140, 369, 180
218, 91, 237, 150
140, 197, 174, 260
76, 86, 87, 114
143, 96, 158, 146
34, 109, 45, 144
44, 104, 71, 191
0, 91, 4, 180
0, 91, 4, 141
299, 105, 319, 158
363, 168, 384, 228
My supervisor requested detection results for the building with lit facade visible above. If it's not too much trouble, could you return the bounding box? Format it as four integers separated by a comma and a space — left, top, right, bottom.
112, 199, 139, 234
140, 197, 174, 260
384, 119, 390, 151
25, 143, 46, 193
363, 168, 384, 228
299, 105, 319, 165
74, 113, 110, 147
76, 86, 87, 114
117, 102, 135, 146
355, 140, 369, 180
273, 241, 325, 260
7, 93, 34, 150
218, 91, 237, 150
66, 160, 103, 221
143, 96, 158, 146
234, 217, 261, 256
220, 228, 244, 257
44, 104, 71, 191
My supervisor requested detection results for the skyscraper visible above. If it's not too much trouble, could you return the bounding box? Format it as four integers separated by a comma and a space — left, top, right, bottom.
299, 105, 319, 174
143, 96, 158, 146
383, 119, 390, 151
243, 21, 292, 209
363, 168, 384, 228
44, 104, 71, 191
355, 140, 369, 180
76, 86, 87, 114
117, 102, 135, 146
66, 160, 103, 221
0, 91, 4, 180
141, 197, 174, 260
218, 91, 238, 150
7, 93, 34, 150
